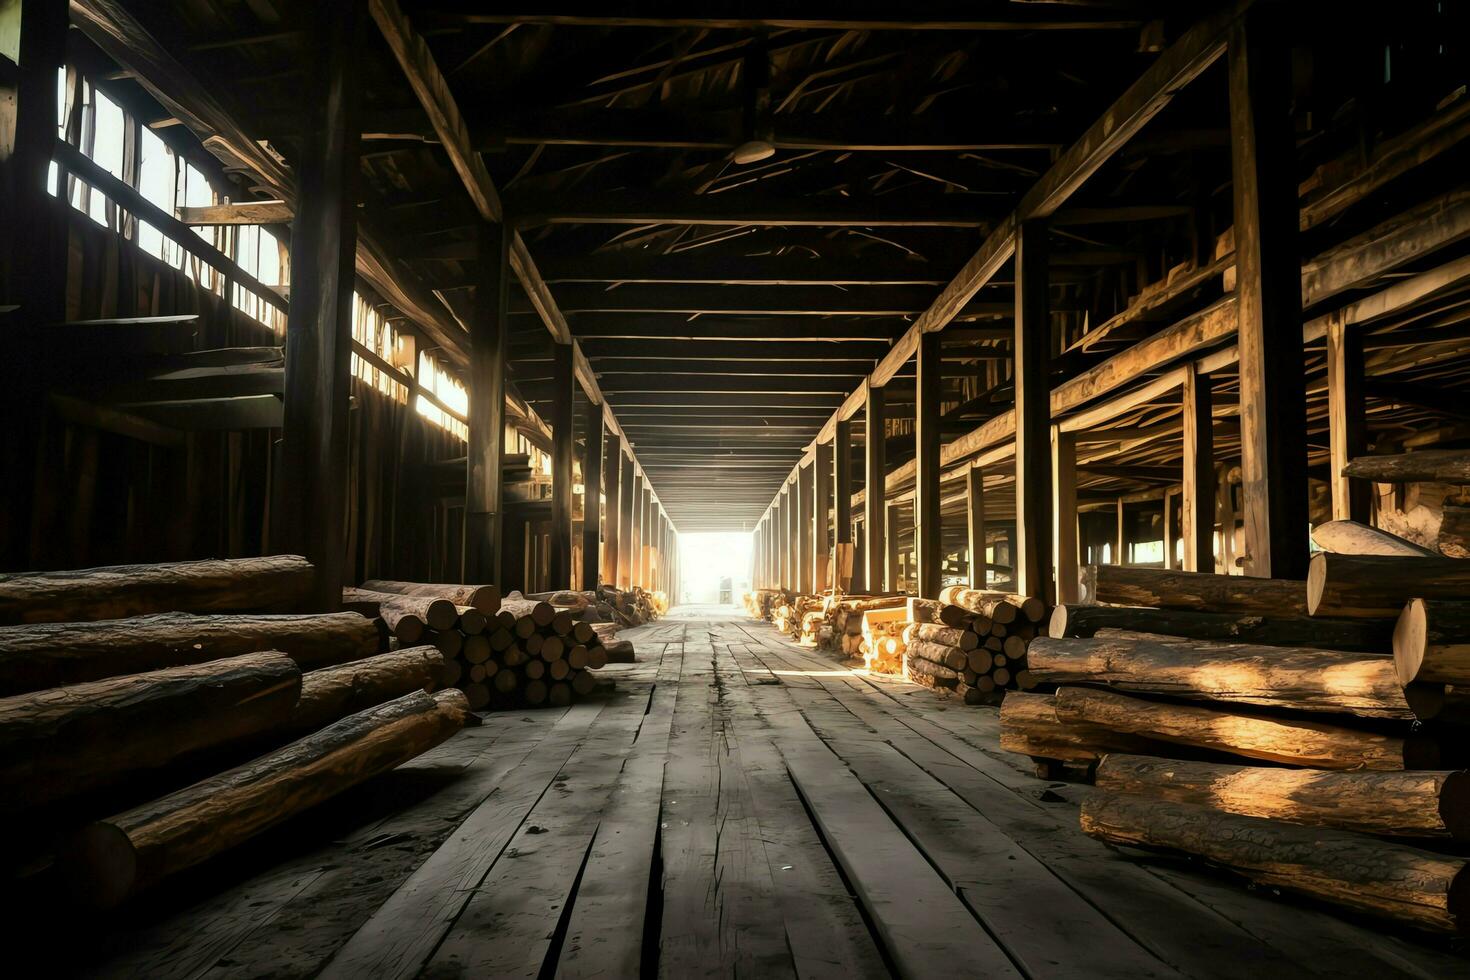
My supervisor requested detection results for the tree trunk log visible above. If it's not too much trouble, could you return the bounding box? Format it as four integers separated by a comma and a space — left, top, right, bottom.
499, 597, 556, 628
341, 588, 458, 634
0, 611, 381, 697
359, 580, 501, 614
1308, 553, 1470, 618
1053, 686, 1432, 770
1394, 598, 1470, 686
999, 691, 1168, 763
1080, 792, 1470, 934
1094, 754, 1470, 839
0, 556, 314, 625
903, 653, 959, 687
289, 647, 443, 734
1049, 603, 1392, 652
1310, 520, 1436, 557
910, 623, 979, 650
63, 688, 468, 908
1080, 565, 1308, 617
937, 586, 1027, 624
0, 652, 301, 813
905, 639, 968, 671
1028, 633, 1409, 719
1342, 449, 1470, 484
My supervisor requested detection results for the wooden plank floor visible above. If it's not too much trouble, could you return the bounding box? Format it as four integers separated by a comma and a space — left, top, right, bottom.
63, 606, 1469, 979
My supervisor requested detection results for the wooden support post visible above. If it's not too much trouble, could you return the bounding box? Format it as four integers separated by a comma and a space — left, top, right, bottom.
1052, 427, 1079, 603
814, 441, 833, 592
1327, 317, 1369, 523
834, 418, 853, 552
1182, 367, 1215, 572
581, 399, 604, 589
886, 503, 902, 594
1229, 7, 1309, 579
915, 332, 942, 599
640, 486, 653, 588
967, 466, 987, 590
604, 434, 622, 589
1115, 499, 1126, 565
464, 223, 508, 585
549, 344, 574, 588
1162, 491, 1175, 570
786, 482, 799, 591
1014, 219, 1053, 602
628, 470, 643, 589
271, 4, 363, 609
866, 384, 887, 591
619, 455, 636, 589
1218, 466, 1237, 574
797, 462, 814, 594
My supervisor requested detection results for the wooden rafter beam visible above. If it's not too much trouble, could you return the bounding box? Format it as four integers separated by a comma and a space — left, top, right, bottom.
511, 285, 999, 317
415, 4, 1146, 31
509, 192, 996, 228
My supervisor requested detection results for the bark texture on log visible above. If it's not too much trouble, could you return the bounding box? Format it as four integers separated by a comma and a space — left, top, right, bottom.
1053, 686, 1430, 770
0, 556, 314, 625
1095, 754, 1470, 839
937, 586, 1023, 624
1308, 553, 1470, 619
0, 611, 381, 696
1028, 633, 1411, 719
1050, 603, 1392, 652
1080, 792, 1470, 934
361, 580, 501, 614
1342, 449, 1470, 484
63, 689, 469, 907
1080, 565, 1308, 617
999, 692, 1165, 764
0, 652, 301, 813
341, 588, 457, 633
289, 647, 443, 734
906, 638, 969, 671
910, 623, 979, 650
1311, 520, 1436, 557
1394, 598, 1470, 686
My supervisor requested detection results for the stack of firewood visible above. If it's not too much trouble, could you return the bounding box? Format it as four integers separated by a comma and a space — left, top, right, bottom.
0, 556, 468, 908
1004, 537, 1470, 934
902, 589, 1048, 703
346, 581, 614, 710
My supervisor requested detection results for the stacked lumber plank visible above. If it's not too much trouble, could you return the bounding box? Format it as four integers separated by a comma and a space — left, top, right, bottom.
348, 581, 616, 710
1026, 558, 1470, 935
0, 557, 468, 905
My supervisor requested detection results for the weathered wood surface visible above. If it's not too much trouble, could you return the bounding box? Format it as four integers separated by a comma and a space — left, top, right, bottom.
1343, 449, 1470, 484
1311, 520, 1437, 557
1053, 686, 1432, 770
937, 585, 1041, 623
0, 611, 381, 696
1028, 632, 1411, 719
342, 588, 458, 635
63, 688, 468, 908
289, 648, 443, 734
1308, 553, 1470, 618
1394, 598, 1470, 687
0, 556, 314, 625
0, 652, 301, 813
1094, 754, 1470, 839
906, 638, 969, 671
1050, 602, 1392, 651
999, 691, 1166, 764
1079, 564, 1309, 617
1081, 792, 1470, 934
910, 622, 979, 650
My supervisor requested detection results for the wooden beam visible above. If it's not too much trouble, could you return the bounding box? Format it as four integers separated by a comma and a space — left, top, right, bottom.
1229, 6, 1308, 579
814, 441, 832, 592
423, 6, 1145, 31
620, 456, 637, 590
573, 316, 904, 342
464, 223, 508, 584
915, 332, 942, 598
270, 2, 362, 610
1014, 219, 1053, 602
886, 503, 902, 595
865, 384, 887, 592
1326, 319, 1369, 524
604, 433, 622, 589
834, 418, 853, 551
582, 391, 604, 589
177, 201, 292, 225
797, 461, 814, 594
517, 283, 961, 316
1181, 367, 1215, 573
1051, 427, 1079, 603
966, 465, 986, 590
509, 193, 993, 228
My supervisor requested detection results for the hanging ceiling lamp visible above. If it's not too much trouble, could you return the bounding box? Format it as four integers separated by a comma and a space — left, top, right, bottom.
732, 39, 774, 165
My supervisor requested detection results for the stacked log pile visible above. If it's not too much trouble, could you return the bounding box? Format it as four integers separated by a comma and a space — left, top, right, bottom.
0, 556, 468, 906
347, 582, 618, 710
901, 588, 1049, 704
1016, 558, 1470, 934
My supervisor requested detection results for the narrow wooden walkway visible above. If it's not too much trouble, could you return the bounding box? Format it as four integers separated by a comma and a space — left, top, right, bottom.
76, 607, 1465, 978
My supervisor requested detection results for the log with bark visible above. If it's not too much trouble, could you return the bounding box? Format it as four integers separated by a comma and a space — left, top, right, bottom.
940, 585, 1046, 624
359, 580, 501, 614
999, 692, 1168, 764
1048, 603, 1392, 652
1027, 632, 1411, 719
62, 688, 469, 908
910, 622, 979, 651
1394, 598, 1470, 687
1342, 448, 1470, 484
905, 638, 969, 672
1080, 792, 1470, 934
0, 611, 382, 697
1094, 754, 1470, 839
903, 653, 960, 689
1308, 553, 1470, 619
1052, 686, 1435, 770
1310, 520, 1437, 557
288, 647, 443, 735
1079, 565, 1308, 618
0, 652, 301, 814
0, 556, 314, 625
342, 588, 458, 638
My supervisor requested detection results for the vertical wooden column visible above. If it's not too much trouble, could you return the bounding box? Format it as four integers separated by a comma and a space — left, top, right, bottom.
464, 223, 509, 585
1229, 8, 1309, 579
627, 470, 643, 589
1327, 318, 1369, 523
604, 434, 622, 589
787, 479, 799, 591
1115, 499, 1126, 564
865, 385, 887, 591
797, 463, 813, 594
1181, 367, 1215, 572
775, 495, 786, 589
581, 400, 604, 588
966, 466, 987, 590
639, 486, 653, 587
1051, 427, 1079, 603
619, 456, 636, 588
834, 418, 853, 585
885, 503, 902, 594
271, 3, 364, 609
549, 344, 574, 588
1014, 219, 1053, 602
813, 441, 832, 592
1162, 491, 1175, 570
915, 332, 942, 599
